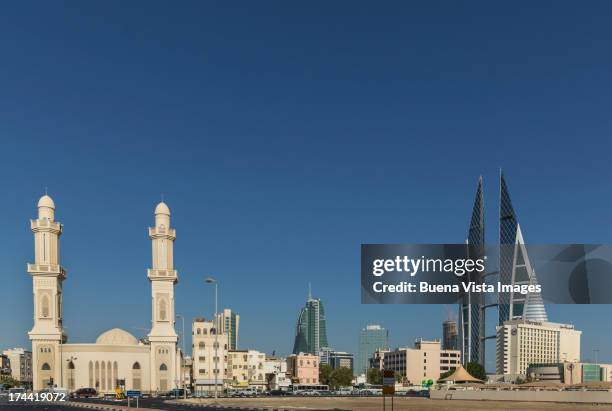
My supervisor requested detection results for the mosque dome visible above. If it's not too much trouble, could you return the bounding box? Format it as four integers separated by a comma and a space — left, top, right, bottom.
96, 328, 139, 346
154, 201, 170, 215
37, 195, 55, 209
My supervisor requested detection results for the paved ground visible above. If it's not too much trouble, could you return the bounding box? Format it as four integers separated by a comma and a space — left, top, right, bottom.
0, 397, 93, 410
175, 396, 612, 411
5, 396, 612, 411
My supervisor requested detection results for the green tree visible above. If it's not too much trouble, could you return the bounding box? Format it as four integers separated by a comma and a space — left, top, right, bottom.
394, 371, 402, 382
329, 367, 353, 389
465, 362, 486, 381
0, 375, 20, 389
367, 368, 382, 385
319, 363, 332, 386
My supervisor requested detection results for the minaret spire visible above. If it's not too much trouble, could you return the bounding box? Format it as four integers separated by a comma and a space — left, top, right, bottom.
28, 194, 66, 391
147, 201, 179, 391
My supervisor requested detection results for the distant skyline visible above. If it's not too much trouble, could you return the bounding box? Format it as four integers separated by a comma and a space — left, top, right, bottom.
2, 1, 612, 372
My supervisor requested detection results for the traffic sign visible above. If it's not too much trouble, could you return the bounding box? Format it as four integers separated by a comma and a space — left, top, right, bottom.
382, 370, 395, 395
126, 390, 141, 398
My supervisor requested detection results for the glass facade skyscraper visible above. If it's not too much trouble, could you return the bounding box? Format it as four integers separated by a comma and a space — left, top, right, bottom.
459, 177, 485, 365
292, 290, 329, 355
216, 308, 240, 350
499, 172, 548, 324
357, 324, 389, 375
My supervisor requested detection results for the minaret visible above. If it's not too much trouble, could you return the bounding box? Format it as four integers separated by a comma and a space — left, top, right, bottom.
147, 201, 178, 392
28, 194, 66, 391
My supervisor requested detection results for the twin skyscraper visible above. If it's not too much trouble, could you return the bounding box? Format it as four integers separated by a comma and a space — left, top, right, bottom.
459, 172, 547, 367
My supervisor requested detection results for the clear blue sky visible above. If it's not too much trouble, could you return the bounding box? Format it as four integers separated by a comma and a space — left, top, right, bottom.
1, 1, 612, 372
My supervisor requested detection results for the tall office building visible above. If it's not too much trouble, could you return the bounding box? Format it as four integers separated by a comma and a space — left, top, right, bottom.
357, 324, 389, 375
496, 319, 580, 376
216, 308, 240, 350
459, 177, 485, 365
292, 288, 329, 355
499, 172, 548, 324
442, 318, 458, 351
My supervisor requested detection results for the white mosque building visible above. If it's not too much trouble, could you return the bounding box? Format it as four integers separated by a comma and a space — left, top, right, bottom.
28, 195, 181, 393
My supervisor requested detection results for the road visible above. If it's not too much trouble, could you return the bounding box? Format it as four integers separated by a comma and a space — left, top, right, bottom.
0, 397, 93, 410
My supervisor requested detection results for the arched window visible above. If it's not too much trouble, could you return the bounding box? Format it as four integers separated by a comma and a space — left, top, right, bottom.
132, 362, 141, 390
198, 342, 205, 349
68, 361, 75, 369
41, 295, 50, 318
159, 299, 167, 321
95, 361, 100, 389
159, 363, 168, 371
197, 328, 201, 335
107, 361, 112, 391
101, 362, 106, 391
113, 362, 118, 389
41, 363, 51, 370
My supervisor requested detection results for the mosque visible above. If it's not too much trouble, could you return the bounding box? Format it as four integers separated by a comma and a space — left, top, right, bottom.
27, 195, 182, 393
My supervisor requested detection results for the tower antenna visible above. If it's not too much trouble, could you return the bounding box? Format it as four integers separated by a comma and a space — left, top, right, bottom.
308, 282, 312, 299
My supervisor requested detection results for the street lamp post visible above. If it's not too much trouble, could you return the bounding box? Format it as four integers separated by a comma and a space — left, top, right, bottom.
176, 314, 186, 400
66, 356, 77, 392
206, 277, 219, 399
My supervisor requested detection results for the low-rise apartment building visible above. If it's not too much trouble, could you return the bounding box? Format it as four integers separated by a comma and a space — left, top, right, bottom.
3, 348, 32, 387
372, 339, 461, 384
192, 318, 228, 395
287, 353, 319, 385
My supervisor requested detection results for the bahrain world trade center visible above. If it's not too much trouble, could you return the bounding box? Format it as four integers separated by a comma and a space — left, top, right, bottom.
459, 172, 547, 367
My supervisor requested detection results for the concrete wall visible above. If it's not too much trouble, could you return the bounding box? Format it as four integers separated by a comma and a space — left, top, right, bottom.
431, 388, 612, 403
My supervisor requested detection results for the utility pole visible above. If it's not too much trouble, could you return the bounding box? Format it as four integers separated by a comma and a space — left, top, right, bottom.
206, 276, 219, 399
176, 314, 186, 399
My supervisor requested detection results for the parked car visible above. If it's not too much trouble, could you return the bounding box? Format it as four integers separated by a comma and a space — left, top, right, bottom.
235, 389, 257, 397
167, 388, 185, 397
72, 388, 98, 398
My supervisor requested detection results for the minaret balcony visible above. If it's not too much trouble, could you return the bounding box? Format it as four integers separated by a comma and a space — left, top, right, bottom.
147, 269, 178, 280
30, 219, 62, 233
27, 263, 66, 278
148, 227, 176, 239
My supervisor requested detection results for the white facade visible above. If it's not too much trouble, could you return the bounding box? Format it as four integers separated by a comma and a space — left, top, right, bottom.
28, 196, 181, 393
496, 319, 581, 376
263, 357, 290, 390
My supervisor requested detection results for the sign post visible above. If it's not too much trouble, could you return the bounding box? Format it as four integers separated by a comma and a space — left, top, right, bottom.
382, 370, 395, 411
126, 390, 141, 408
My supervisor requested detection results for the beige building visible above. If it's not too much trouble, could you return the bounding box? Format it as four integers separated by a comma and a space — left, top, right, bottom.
226, 349, 265, 391
192, 318, 227, 395
227, 350, 249, 388
496, 319, 581, 376
287, 353, 319, 385
28, 195, 181, 393
375, 339, 461, 384
3, 348, 32, 385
